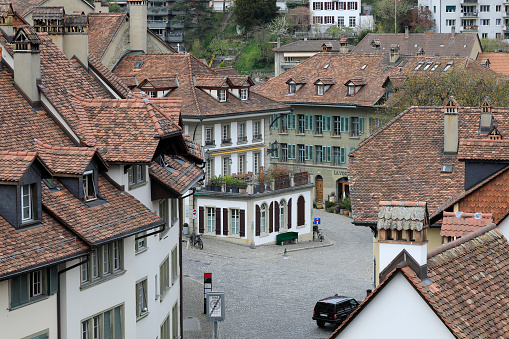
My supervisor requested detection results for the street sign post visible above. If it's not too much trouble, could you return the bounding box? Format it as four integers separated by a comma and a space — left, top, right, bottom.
204, 273, 212, 313
206, 291, 225, 339
192, 209, 197, 219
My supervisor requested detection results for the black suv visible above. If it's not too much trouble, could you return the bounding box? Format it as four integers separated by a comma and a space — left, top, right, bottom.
312, 295, 359, 327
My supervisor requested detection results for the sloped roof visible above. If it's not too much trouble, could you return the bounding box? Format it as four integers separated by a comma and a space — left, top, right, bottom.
10, 0, 93, 18
0, 2, 13, 18
213, 67, 241, 76
458, 138, 509, 161
273, 39, 343, 52
0, 151, 40, 182
87, 12, 127, 60
353, 32, 480, 58
32, 6, 64, 20
440, 211, 493, 237
0, 212, 89, 279
477, 52, 509, 76
331, 224, 509, 339
76, 95, 182, 163
349, 104, 509, 225
149, 155, 204, 195
183, 135, 203, 162
254, 53, 482, 107
377, 201, 428, 231
88, 53, 130, 98
113, 53, 290, 117
42, 174, 164, 245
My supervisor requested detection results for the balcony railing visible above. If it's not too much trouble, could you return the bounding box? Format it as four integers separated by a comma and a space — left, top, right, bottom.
221, 138, 231, 144
252, 133, 263, 140
202, 172, 310, 194
463, 25, 478, 31
205, 139, 215, 146
461, 0, 478, 4
461, 12, 478, 17
164, 35, 184, 42
238, 135, 247, 142
148, 20, 169, 28
280, 61, 300, 69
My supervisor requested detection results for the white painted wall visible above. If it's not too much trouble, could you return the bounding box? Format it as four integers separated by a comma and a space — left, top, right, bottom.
310, 0, 361, 34
0, 280, 56, 339
379, 242, 428, 273
337, 273, 455, 338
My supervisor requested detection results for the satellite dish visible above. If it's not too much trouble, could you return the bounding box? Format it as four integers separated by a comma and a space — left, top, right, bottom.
474, 213, 482, 220
455, 211, 462, 218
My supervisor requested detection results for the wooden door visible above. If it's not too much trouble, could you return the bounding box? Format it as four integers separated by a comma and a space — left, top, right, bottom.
316, 177, 323, 203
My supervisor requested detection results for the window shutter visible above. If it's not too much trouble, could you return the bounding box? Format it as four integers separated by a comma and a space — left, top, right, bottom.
332, 16, 335, 24
275, 201, 280, 232
269, 202, 274, 233
335, 2, 338, 9
255, 205, 261, 236
313, 2, 315, 10
199, 206, 204, 233
347, 2, 350, 10
271, 113, 279, 129
321, 2, 323, 10
304, 115, 309, 130
327, 146, 332, 162
10, 276, 20, 307
287, 198, 292, 228
326, 116, 331, 131
49, 265, 58, 295
340, 147, 346, 163
215, 207, 221, 235
359, 117, 364, 134
289, 114, 296, 130
240, 209, 245, 237
321, 16, 323, 23
223, 208, 228, 235
297, 196, 305, 226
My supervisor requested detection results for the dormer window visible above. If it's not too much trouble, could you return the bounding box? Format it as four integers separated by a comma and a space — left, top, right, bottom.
83, 171, 97, 201
219, 90, 227, 102
146, 91, 156, 98
21, 184, 34, 221
289, 82, 296, 94
347, 84, 355, 96
317, 84, 324, 96
240, 88, 249, 100
128, 165, 147, 189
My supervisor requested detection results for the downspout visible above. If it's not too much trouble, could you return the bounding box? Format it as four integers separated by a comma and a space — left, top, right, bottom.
179, 196, 184, 339
58, 255, 89, 339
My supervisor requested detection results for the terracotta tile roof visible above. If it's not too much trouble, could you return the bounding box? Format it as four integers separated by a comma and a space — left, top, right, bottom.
88, 53, 130, 98
0, 69, 75, 150
477, 52, 509, 76
377, 201, 428, 231
87, 12, 127, 60
0, 211, 89, 278
149, 155, 204, 195
112, 53, 290, 117
440, 211, 493, 237
32, 6, 64, 20
353, 32, 480, 58
213, 67, 241, 76
254, 53, 484, 107
75, 95, 183, 163
273, 39, 343, 52
0, 2, 13, 17
458, 138, 509, 161
194, 76, 229, 88
42, 174, 164, 245
0, 151, 39, 182
9, 0, 45, 17
139, 77, 178, 90
35, 139, 107, 175
331, 225, 509, 339
38, 34, 110, 146
348, 104, 509, 225
183, 135, 203, 162
226, 76, 252, 87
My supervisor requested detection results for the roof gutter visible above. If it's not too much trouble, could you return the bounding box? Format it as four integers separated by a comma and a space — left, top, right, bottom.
181, 107, 292, 120
92, 220, 166, 246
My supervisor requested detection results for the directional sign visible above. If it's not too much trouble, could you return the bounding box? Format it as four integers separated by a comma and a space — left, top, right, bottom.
192, 209, 197, 219
206, 291, 225, 322
314, 218, 320, 225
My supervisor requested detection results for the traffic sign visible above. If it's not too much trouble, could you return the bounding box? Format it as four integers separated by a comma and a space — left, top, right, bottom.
192, 209, 197, 219
314, 218, 320, 225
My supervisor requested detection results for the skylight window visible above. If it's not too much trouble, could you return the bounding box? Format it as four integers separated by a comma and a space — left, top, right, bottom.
324, 64, 330, 69
134, 61, 144, 70
361, 64, 367, 70
423, 62, 433, 71
430, 62, 441, 71
413, 62, 424, 71
441, 164, 453, 173
443, 62, 453, 72
398, 60, 407, 67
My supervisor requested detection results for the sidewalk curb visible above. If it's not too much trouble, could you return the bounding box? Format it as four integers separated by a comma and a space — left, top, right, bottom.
277, 241, 334, 254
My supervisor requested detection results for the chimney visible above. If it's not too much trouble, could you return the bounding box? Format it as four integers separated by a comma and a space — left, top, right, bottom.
13, 26, 42, 106
339, 38, 348, 53
405, 26, 409, 39
128, 0, 147, 52
371, 39, 381, 53
479, 98, 493, 135
376, 201, 429, 285
0, 3, 15, 37
450, 26, 455, 38
389, 44, 399, 63
62, 12, 89, 66
95, 0, 110, 13
444, 97, 459, 154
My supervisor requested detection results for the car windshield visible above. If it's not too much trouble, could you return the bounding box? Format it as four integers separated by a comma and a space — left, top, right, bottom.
315, 302, 336, 313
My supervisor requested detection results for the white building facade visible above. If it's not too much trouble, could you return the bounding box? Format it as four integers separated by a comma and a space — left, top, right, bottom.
310, 0, 361, 34
419, 0, 509, 39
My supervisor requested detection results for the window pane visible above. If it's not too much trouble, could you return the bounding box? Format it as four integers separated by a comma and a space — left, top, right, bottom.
114, 306, 122, 339
104, 310, 112, 339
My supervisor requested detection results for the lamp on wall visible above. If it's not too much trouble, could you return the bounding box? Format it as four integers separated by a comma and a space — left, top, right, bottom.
267, 140, 279, 155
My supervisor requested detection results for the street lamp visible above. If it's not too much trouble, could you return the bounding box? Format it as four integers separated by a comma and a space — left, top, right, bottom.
267, 140, 279, 155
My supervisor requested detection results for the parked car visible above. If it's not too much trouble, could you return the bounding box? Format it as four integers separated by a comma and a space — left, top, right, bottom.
312, 295, 359, 327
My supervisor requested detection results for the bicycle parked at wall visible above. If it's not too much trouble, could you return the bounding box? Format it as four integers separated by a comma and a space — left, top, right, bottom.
313, 225, 324, 242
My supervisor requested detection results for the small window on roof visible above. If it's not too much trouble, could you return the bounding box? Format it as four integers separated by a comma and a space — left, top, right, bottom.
324, 64, 330, 69
430, 62, 441, 71
414, 62, 424, 71
361, 64, 367, 70
134, 61, 144, 70
423, 62, 433, 71
441, 164, 453, 173
443, 62, 453, 72
398, 60, 407, 67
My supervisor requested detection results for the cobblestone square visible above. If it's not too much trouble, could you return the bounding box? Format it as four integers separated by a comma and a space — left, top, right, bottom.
183, 209, 373, 339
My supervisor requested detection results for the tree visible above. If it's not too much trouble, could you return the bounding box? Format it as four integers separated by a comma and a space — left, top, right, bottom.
401, 6, 434, 32
481, 38, 509, 52
109, 2, 121, 13
374, 0, 416, 33
379, 68, 509, 123
234, 0, 278, 30
208, 37, 230, 56
287, 6, 310, 33
269, 15, 288, 38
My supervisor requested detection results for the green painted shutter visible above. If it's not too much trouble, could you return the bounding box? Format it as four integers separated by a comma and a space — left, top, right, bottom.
322, 115, 331, 131
10, 276, 20, 307
49, 265, 58, 295
340, 147, 346, 163
271, 113, 279, 129
305, 115, 313, 131
326, 146, 331, 162
288, 114, 296, 129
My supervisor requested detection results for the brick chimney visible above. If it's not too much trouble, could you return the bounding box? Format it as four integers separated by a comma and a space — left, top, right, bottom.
13, 26, 42, 106
444, 97, 459, 154
129, 0, 147, 52
339, 38, 348, 53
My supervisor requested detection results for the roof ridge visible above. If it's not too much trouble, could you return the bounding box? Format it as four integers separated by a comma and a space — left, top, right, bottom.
443, 211, 493, 218
145, 99, 182, 134
93, 12, 127, 59
186, 54, 203, 116
0, 150, 38, 156
34, 138, 95, 152
427, 223, 498, 259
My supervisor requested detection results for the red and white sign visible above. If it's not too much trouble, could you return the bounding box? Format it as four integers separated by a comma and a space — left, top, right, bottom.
192, 209, 197, 219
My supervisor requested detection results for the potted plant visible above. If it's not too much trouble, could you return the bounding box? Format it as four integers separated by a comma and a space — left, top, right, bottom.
342, 196, 351, 216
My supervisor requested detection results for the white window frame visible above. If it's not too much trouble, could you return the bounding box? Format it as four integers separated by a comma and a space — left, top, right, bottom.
207, 207, 215, 233
349, 16, 356, 27
279, 200, 285, 229
81, 241, 123, 285
289, 82, 296, 94
238, 154, 245, 174
338, 16, 345, 27
260, 204, 267, 233
21, 184, 33, 222
253, 152, 260, 173
240, 88, 248, 100
231, 209, 240, 234
83, 170, 97, 201
218, 89, 227, 102
317, 84, 324, 96
136, 278, 148, 318
160, 256, 170, 298
135, 231, 147, 253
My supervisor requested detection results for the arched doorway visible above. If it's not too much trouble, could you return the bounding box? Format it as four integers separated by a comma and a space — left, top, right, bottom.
315, 175, 323, 203
336, 177, 349, 200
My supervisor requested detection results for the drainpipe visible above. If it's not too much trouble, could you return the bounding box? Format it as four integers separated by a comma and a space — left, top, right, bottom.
58, 255, 89, 339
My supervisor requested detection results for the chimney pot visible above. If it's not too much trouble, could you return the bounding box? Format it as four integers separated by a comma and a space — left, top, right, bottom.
451, 26, 455, 38
405, 26, 409, 38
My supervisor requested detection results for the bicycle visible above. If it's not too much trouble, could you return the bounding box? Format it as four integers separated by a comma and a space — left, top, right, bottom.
190, 232, 203, 250
313, 226, 324, 242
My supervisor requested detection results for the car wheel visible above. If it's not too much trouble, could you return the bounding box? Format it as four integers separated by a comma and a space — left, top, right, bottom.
316, 320, 326, 328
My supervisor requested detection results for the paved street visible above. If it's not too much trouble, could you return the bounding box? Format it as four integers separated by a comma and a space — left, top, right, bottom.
182, 209, 373, 339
